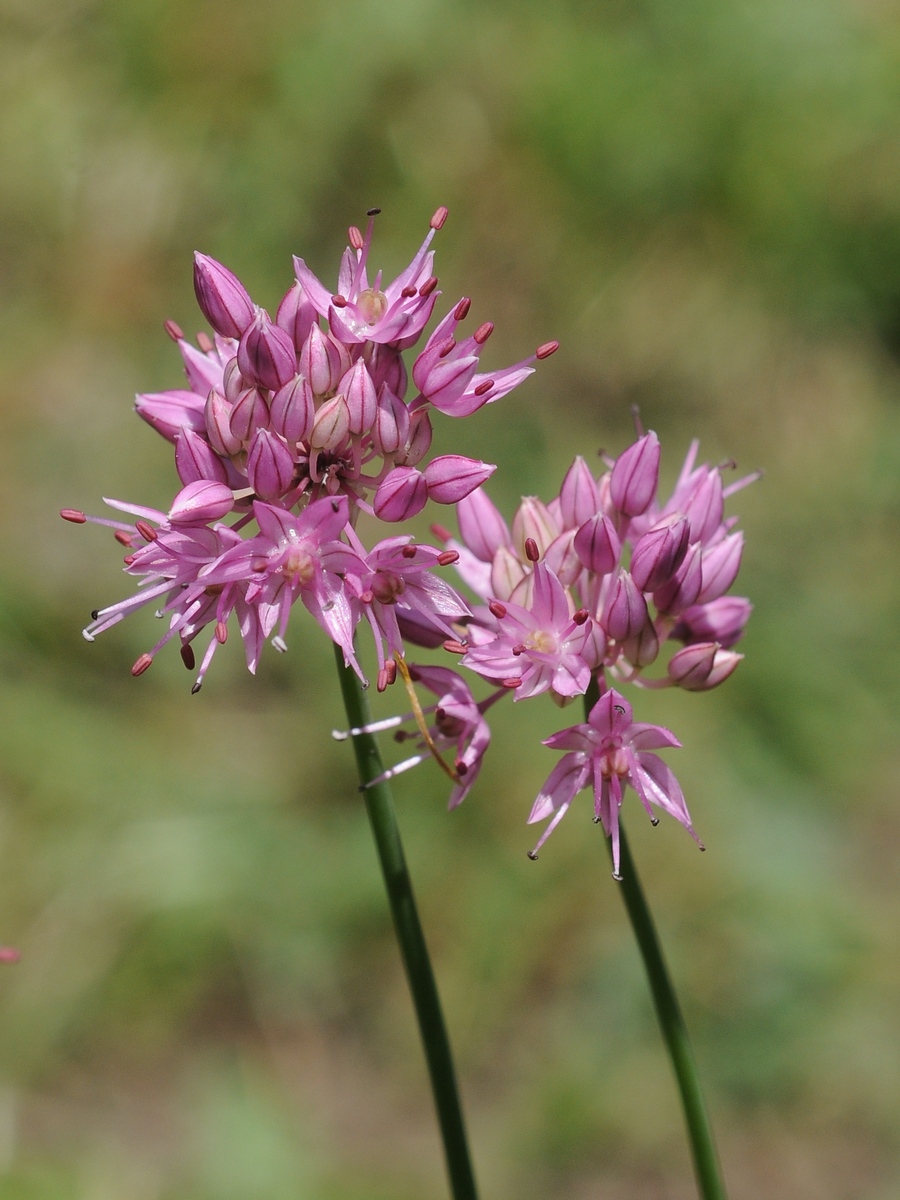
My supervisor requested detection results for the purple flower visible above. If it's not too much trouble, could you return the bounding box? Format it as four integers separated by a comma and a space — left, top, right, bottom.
528, 688, 700, 877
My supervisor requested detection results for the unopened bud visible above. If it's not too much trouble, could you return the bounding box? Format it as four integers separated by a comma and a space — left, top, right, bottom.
247, 428, 295, 500
629, 515, 690, 593
168, 480, 234, 525
573, 513, 621, 575
373, 466, 429, 522
193, 253, 255, 339
309, 393, 351, 451
668, 642, 742, 691
238, 312, 298, 392
424, 455, 496, 505
610, 431, 660, 517
175, 428, 229, 486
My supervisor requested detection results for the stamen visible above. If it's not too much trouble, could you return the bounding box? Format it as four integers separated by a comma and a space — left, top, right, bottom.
90, 609, 99, 620
272, 636, 288, 653
366, 207, 382, 217
489, 600, 507, 619
473, 380, 494, 396
438, 337, 456, 358
164, 319, 184, 342
524, 538, 540, 563
430, 205, 449, 230
572, 608, 589, 625
135, 520, 157, 542
332, 294, 348, 308
437, 550, 459, 566
453, 297, 470, 321
114, 530, 133, 547
535, 340, 559, 359
394, 654, 460, 784
361, 754, 425, 789
131, 653, 153, 677
502, 677, 523, 689
401, 544, 417, 558
442, 639, 467, 654
473, 322, 493, 345
348, 225, 364, 251
215, 621, 228, 643
401, 285, 418, 298
419, 276, 438, 298
430, 523, 452, 543
60, 509, 86, 523
196, 331, 214, 353
180, 643, 196, 670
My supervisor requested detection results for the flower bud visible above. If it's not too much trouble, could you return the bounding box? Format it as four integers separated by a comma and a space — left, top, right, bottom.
339, 359, 378, 436
373, 467, 428, 522
229, 387, 270, 445
602, 571, 649, 641
558, 456, 601, 529
136, 390, 206, 443
622, 618, 660, 668
365, 343, 407, 397
491, 546, 527, 600
512, 497, 559, 560
682, 468, 724, 544
395, 608, 447, 649
573, 513, 621, 575
175, 429, 229, 485
610, 431, 660, 517
238, 313, 298, 392
300, 324, 350, 397
168, 480, 234, 525
424, 455, 496, 505
309, 393, 350, 451
629, 515, 690, 592
652, 542, 703, 616
270, 375, 314, 445
221, 356, 243, 404
580, 619, 608, 670
696, 532, 743, 605
396, 409, 433, 467
276, 280, 316, 351
205, 390, 242, 456
371, 385, 410, 457
247, 428, 295, 501
457, 488, 511, 563
667, 642, 742, 691
544, 529, 582, 587
672, 596, 752, 649
193, 253, 255, 339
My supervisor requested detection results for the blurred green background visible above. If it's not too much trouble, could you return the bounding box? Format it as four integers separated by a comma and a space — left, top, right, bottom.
3, 0, 900, 1196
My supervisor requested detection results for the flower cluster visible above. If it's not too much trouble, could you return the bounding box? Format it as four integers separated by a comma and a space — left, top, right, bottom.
423, 428, 756, 866
62, 209, 554, 691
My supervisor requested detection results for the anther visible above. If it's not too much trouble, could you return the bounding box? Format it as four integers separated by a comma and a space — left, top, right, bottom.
215, 621, 228, 643
123, 555, 135, 565
573, 608, 589, 625
456, 761, 468, 777
650, 816, 660, 827
164, 319, 184, 342
613, 704, 626, 715
367, 207, 382, 217
437, 337, 456, 358
612, 871, 623, 882
114, 530, 133, 547
512, 644, 526, 656
437, 550, 459, 566
526, 850, 538, 861
348, 226, 364, 251
473, 322, 493, 344
524, 537, 540, 563
272, 636, 287, 653
196, 331, 214, 353
131, 653, 153, 677
473, 380, 494, 396
401, 285, 418, 298
135, 520, 157, 542
360, 589, 373, 604
401, 544, 417, 558
430, 205, 449, 230
442, 639, 467, 654
90, 609, 100, 620
502, 677, 523, 689
332, 294, 348, 308
535, 340, 559, 360
252, 560, 267, 572
60, 509, 86, 523
191, 681, 202, 695
489, 600, 507, 620
419, 276, 438, 298
453, 297, 471, 321
180, 643, 196, 670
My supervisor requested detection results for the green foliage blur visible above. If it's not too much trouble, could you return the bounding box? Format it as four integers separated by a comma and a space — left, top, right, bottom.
3, 0, 900, 1195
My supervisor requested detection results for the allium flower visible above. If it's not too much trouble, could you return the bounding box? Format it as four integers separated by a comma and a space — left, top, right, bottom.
66, 208, 556, 689
333, 666, 501, 809
528, 688, 700, 877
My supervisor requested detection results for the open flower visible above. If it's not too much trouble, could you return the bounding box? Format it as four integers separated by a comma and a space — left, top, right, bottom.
527, 688, 700, 877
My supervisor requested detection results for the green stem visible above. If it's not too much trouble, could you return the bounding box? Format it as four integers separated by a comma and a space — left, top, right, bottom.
334, 646, 479, 1200
585, 681, 727, 1200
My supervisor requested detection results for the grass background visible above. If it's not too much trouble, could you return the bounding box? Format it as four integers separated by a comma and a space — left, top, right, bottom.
3, 0, 900, 1195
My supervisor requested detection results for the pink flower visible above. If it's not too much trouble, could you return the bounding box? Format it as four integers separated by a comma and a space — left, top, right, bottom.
528, 688, 700, 877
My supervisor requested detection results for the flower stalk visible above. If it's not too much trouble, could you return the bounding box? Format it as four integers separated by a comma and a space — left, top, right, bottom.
584, 678, 727, 1200
334, 644, 479, 1200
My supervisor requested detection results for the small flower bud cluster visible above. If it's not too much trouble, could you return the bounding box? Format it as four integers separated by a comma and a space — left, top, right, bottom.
66, 210, 554, 690
446, 433, 754, 701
